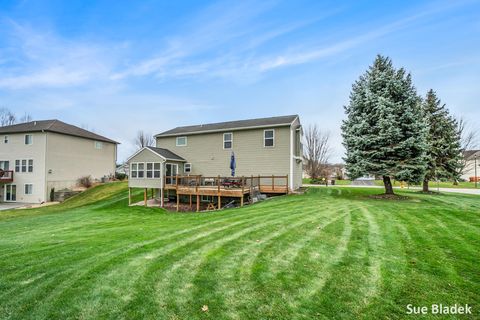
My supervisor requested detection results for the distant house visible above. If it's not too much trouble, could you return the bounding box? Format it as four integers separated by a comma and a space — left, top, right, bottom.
126, 115, 303, 210
461, 150, 480, 181
0, 120, 118, 203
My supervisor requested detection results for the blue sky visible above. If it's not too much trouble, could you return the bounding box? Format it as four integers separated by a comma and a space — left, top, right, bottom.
1, 0, 479, 162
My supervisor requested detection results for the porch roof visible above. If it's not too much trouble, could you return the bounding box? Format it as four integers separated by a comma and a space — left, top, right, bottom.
146, 146, 186, 162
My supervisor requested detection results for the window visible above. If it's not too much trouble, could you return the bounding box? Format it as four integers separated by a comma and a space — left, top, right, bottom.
223, 133, 233, 149
14, 159, 32, 173
0, 161, 9, 170
176, 136, 187, 146
25, 134, 33, 145
146, 162, 161, 178
201, 195, 214, 202
264, 129, 275, 147
94, 141, 103, 149
295, 128, 302, 157
131, 163, 145, 178
184, 163, 192, 173
4, 136, 8, 143
24, 184, 33, 195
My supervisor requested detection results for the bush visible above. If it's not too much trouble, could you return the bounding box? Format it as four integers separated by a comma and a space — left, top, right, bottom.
115, 172, 127, 181
78, 175, 93, 188
50, 188, 55, 202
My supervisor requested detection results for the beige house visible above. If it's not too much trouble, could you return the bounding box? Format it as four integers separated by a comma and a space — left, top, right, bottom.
127, 115, 303, 210
0, 120, 118, 204
461, 150, 480, 181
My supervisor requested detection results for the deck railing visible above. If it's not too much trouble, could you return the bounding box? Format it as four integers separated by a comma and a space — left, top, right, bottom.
0, 170, 14, 183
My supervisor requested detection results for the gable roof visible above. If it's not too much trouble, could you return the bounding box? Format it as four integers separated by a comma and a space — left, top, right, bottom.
0, 120, 118, 144
155, 114, 299, 137
126, 146, 186, 163
463, 150, 480, 160
146, 146, 186, 161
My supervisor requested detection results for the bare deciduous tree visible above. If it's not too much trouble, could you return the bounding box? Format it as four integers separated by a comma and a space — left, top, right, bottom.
457, 117, 479, 179
303, 124, 332, 180
19, 112, 32, 123
0, 108, 16, 126
135, 130, 154, 149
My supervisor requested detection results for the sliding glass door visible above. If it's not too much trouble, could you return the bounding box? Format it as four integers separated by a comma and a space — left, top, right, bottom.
5, 184, 16, 202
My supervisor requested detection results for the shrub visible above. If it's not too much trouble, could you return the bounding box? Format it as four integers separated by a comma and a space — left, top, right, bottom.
50, 188, 55, 202
115, 172, 127, 181
78, 175, 93, 188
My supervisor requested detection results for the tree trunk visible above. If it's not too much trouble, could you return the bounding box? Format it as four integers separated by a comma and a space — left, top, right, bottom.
422, 180, 429, 192
383, 176, 394, 195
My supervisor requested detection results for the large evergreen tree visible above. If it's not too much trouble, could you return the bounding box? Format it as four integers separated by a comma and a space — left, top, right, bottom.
342, 55, 427, 195
422, 89, 462, 192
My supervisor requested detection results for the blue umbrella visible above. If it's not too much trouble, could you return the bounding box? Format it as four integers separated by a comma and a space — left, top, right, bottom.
230, 151, 236, 177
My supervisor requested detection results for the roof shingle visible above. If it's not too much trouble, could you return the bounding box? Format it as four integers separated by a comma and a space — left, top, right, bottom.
155, 114, 298, 137
0, 120, 118, 144
146, 146, 186, 161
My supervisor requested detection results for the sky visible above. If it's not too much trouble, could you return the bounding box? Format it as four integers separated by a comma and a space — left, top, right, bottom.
1, 0, 479, 162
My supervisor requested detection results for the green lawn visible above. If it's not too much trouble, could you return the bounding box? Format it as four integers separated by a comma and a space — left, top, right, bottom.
1, 182, 479, 319
303, 178, 478, 189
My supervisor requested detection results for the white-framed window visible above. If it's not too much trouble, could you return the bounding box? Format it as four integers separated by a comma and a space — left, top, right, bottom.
94, 141, 103, 149
15, 159, 33, 173
223, 132, 233, 149
24, 184, 33, 195
24, 134, 33, 145
4, 135, 8, 143
264, 129, 275, 147
130, 162, 145, 178
0, 161, 9, 170
146, 162, 161, 178
201, 195, 214, 202
176, 136, 187, 146
184, 163, 192, 173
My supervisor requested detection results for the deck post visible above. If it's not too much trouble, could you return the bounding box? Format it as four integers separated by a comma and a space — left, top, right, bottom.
272, 175, 275, 191
161, 188, 164, 207
128, 187, 131, 205
144, 188, 147, 207
218, 195, 221, 210
240, 195, 244, 207
189, 194, 192, 208
241, 176, 245, 194
196, 194, 200, 212
258, 175, 261, 191
176, 194, 180, 212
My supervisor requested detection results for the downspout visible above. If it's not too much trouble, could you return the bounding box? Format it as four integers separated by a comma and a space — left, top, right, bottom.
43, 130, 48, 203
289, 125, 294, 192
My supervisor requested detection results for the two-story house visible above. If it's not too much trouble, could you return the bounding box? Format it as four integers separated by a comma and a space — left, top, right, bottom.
126, 115, 303, 210
0, 120, 118, 204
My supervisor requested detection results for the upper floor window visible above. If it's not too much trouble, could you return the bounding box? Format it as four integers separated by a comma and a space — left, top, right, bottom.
223, 133, 233, 149
24, 134, 33, 145
4, 136, 8, 143
295, 128, 302, 157
184, 163, 192, 173
94, 141, 103, 149
264, 129, 275, 147
176, 136, 187, 146
0, 161, 9, 170
130, 163, 144, 178
146, 162, 161, 178
15, 159, 33, 173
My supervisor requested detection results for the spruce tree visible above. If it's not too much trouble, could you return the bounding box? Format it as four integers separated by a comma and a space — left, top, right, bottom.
342, 55, 427, 195
422, 89, 462, 192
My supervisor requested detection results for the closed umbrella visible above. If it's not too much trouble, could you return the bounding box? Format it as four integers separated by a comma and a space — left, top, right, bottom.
230, 151, 236, 177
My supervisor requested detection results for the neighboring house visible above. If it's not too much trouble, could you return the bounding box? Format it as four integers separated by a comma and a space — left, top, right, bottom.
461, 150, 480, 181
127, 115, 303, 208
116, 163, 130, 177
0, 120, 118, 203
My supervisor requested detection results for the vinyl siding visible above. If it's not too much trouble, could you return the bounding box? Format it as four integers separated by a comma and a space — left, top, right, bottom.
0, 132, 47, 203
127, 148, 165, 188
45, 132, 117, 193
156, 126, 292, 184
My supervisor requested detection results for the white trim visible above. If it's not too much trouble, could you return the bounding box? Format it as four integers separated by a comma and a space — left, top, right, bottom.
24, 183, 33, 195
24, 134, 33, 145
4, 184, 17, 202
289, 126, 294, 191
145, 162, 161, 179
223, 132, 233, 150
184, 163, 192, 173
176, 136, 187, 147
155, 122, 296, 138
130, 162, 145, 179
126, 147, 187, 163
263, 129, 275, 148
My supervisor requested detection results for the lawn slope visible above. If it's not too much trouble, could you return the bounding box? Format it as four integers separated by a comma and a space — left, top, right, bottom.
0, 184, 479, 319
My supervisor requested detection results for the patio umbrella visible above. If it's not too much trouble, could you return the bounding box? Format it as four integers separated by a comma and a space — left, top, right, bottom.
230, 151, 236, 177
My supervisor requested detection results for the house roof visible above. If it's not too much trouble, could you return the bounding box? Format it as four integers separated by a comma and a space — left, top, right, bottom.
463, 150, 480, 160
0, 120, 119, 144
155, 114, 299, 137
146, 146, 186, 161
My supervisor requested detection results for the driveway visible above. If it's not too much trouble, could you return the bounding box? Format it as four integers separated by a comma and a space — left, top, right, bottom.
0, 203, 34, 211
303, 184, 480, 195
